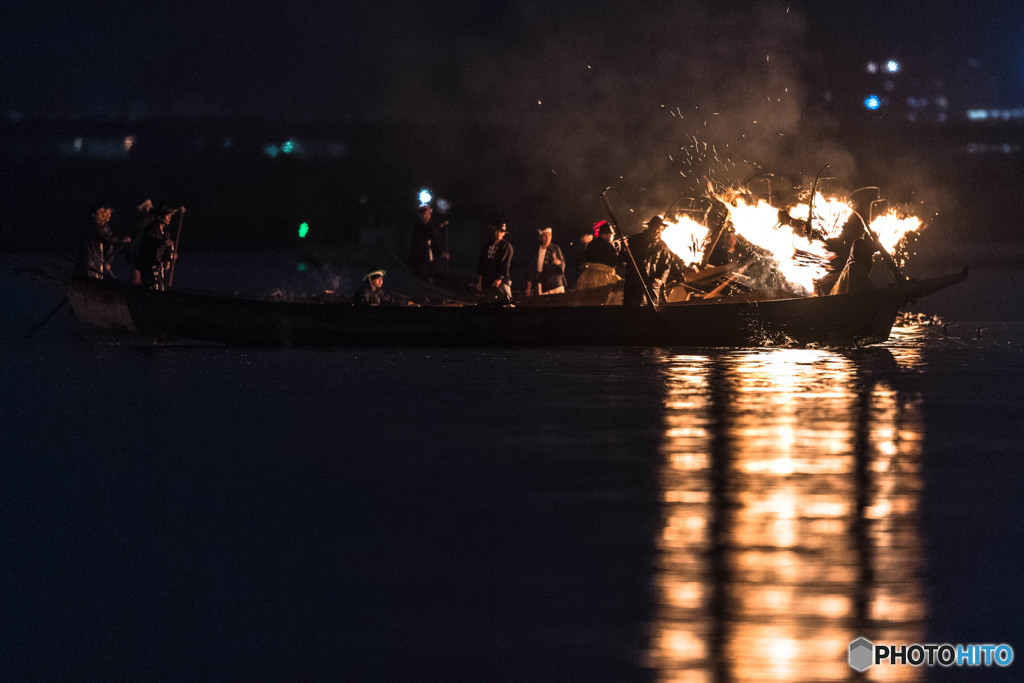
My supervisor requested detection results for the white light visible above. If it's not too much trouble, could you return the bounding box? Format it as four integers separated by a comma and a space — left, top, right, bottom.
866, 61, 878, 74
967, 109, 988, 120
886, 60, 900, 73
418, 189, 432, 205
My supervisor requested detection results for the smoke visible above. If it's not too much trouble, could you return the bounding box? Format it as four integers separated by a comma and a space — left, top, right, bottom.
379, 0, 864, 228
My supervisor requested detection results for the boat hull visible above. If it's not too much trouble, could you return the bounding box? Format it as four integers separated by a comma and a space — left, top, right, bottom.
66, 270, 967, 347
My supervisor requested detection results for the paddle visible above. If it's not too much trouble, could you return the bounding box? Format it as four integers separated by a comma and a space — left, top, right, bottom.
25, 298, 68, 339
600, 188, 660, 311
167, 207, 185, 288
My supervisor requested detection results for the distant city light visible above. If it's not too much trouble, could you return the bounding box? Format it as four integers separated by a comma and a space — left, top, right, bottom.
886, 60, 900, 73
298, 221, 310, 238
967, 108, 1024, 121
866, 61, 878, 74
864, 95, 882, 110
281, 139, 295, 154
436, 197, 451, 212
418, 188, 432, 205
263, 143, 280, 158
123, 136, 135, 152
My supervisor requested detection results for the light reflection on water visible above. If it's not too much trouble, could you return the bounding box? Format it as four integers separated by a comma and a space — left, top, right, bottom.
647, 347, 926, 681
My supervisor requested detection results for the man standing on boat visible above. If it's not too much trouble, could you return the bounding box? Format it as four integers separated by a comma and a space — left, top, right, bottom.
74, 203, 130, 280
525, 227, 566, 296
409, 205, 449, 283
622, 216, 673, 306
137, 204, 183, 291
475, 223, 513, 300
575, 221, 621, 290
829, 238, 878, 295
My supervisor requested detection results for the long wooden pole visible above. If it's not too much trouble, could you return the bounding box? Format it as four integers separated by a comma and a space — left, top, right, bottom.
600, 188, 659, 311
167, 209, 184, 288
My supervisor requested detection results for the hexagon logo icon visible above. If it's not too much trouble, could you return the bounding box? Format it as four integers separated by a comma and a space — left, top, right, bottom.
849, 637, 874, 672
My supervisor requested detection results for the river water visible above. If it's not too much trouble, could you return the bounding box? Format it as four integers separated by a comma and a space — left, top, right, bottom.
1, 260, 1022, 681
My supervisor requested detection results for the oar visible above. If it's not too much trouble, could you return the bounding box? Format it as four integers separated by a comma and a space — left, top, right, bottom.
600, 188, 659, 310
25, 298, 68, 339
167, 208, 185, 288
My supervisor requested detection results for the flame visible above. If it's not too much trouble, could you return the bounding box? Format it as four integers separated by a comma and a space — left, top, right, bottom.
722, 195, 832, 294
788, 195, 854, 239
869, 211, 924, 254
661, 216, 710, 266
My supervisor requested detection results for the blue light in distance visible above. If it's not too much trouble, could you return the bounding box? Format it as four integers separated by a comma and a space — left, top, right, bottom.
864, 95, 882, 110
886, 60, 900, 73
418, 189, 432, 205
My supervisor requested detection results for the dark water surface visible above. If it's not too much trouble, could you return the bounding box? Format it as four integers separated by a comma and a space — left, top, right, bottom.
2, 265, 1022, 681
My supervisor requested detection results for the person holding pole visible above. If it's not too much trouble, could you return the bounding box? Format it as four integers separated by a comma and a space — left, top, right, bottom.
136, 203, 184, 290
74, 203, 130, 280
621, 216, 673, 306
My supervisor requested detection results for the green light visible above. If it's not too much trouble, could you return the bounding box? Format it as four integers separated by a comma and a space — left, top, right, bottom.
298, 221, 310, 238
297, 262, 307, 272
282, 139, 295, 154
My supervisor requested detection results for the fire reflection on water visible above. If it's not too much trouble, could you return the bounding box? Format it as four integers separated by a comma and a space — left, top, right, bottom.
647, 348, 925, 681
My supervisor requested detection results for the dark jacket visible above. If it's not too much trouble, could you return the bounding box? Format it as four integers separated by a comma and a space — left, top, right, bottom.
137, 224, 175, 290
622, 228, 673, 306
528, 243, 566, 291
74, 219, 121, 279
409, 217, 447, 278
584, 237, 620, 267
353, 282, 396, 306
476, 239, 513, 286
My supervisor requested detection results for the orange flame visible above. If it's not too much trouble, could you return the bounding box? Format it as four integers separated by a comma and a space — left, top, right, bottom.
869, 211, 924, 255
661, 216, 710, 266
722, 194, 831, 294
788, 195, 854, 239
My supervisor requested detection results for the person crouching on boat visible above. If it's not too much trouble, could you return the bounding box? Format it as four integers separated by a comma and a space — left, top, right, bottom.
354, 269, 400, 306
136, 204, 181, 291
829, 238, 877, 295
74, 203, 130, 280
475, 223, 513, 301
525, 227, 566, 296
574, 221, 621, 290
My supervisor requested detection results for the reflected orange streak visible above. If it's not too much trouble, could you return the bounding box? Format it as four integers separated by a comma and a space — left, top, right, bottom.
648, 350, 926, 681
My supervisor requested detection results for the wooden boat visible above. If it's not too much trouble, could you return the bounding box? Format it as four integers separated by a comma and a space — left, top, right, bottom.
65, 268, 968, 347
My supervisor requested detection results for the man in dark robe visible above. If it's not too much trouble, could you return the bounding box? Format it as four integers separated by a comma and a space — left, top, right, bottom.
830, 238, 878, 295
409, 205, 449, 282
475, 223, 513, 299
136, 204, 181, 291
74, 204, 130, 279
622, 216, 673, 306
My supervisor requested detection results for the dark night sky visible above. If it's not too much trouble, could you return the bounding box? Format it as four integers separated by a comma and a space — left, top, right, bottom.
3, 0, 1022, 120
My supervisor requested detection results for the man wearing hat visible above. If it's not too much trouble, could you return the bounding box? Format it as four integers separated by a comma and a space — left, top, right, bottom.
136, 203, 184, 290
525, 227, 566, 296
475, 223, 513, 300
353, 269, 399, 306
575, 220, 621, 290
622, 215, 674, 306
408, 205, 449, 284
74, 203, 130, 280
